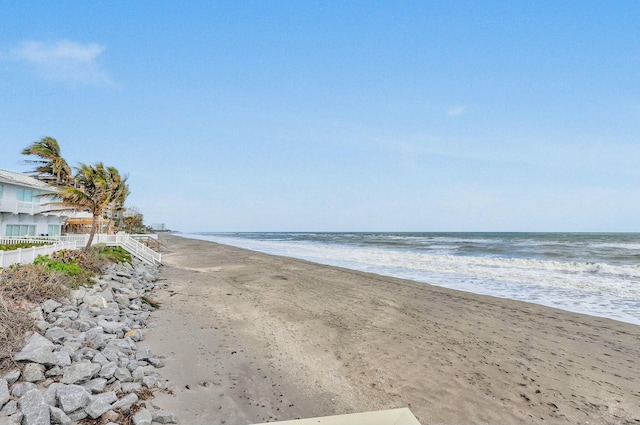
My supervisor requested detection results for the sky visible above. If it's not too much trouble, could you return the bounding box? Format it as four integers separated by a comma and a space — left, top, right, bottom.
1, 1, 639, 232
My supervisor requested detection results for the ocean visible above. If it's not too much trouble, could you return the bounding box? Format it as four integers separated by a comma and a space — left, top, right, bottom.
182, 232, 640, 325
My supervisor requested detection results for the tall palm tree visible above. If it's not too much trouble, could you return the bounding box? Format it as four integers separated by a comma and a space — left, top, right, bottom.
21, 137, 73, 186
48, 162, 129, 250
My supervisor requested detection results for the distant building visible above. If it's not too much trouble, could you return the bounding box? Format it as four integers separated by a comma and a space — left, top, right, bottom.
0, 169, 69, 237
149, 223, 167, 231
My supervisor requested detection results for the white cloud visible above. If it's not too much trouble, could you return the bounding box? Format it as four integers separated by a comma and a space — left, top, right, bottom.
10, 39, 115, 86
446, 104, 468, 117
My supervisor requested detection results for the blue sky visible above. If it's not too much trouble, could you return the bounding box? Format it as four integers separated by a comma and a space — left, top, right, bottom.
1, 1, 639, 232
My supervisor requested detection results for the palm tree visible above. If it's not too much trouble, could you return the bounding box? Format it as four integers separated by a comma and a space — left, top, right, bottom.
21, 137, 73, 186
48, 162, 129, 250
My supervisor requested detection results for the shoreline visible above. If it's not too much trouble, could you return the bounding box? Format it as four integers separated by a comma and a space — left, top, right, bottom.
142, 234, 640, 424
180, 232, 640, 326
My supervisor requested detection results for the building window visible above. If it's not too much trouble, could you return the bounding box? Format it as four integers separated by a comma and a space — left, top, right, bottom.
6, 225, 36, 237
47, 225, 61, 236
0, 184, 3, 199
16, 189, 39, 203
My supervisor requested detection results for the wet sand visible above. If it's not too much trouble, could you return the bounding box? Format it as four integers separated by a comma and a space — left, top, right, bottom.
141, 234, 640, 424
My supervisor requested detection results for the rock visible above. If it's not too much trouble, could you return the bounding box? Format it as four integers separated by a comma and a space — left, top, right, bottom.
49, 405, 71, 425
0, 379, 9, 408
68, 289, 86, 305
85, 326, 106, 349
135, 347, 153, 362
67, 409, 87, 421
147, 357, 164, 368
1, 370, 20, 386
60, 361, 100, 384
99, 362, 117, 379
45, 327, 70, 344
81, 378, 108, 394
44, 382, 64, 407
114, 367, 132, 383
56, 384, 91, 413
13, 333, 53, 363
0, 399, 18, 416
132, 366, 145, 382
1, 411, 22, 425
102, 410, 120, 422
13, 333, 71, 367
51, 317, 72, 329
142, 375, 159, 389
115, 295, 131, 308
45, 366, 62, 378
125, 328, 143, 341
42, 300, 62, 314
11, 382, 37, 397
84, 295, 109, 309
85, 391, 117, 419
22, 363, 45, 383
151, 411, 178, 424
119, 382, 142, 393
92, 352, 108, 365
132, 407, 152, 425
27, 308, 44, 322
111, 393, 138, 411
18, 388, 50, 425
97, 319, 126, 335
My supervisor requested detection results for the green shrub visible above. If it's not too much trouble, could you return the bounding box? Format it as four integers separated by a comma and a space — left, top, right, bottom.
33, 255, 93, 288
0, 242, 49, 251
94, 246, 132, 264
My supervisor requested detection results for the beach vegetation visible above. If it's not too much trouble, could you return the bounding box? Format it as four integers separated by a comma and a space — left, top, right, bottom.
0, 242, 50, 251
94, 245, 132, 264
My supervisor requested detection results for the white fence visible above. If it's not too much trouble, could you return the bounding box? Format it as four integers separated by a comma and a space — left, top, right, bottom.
0, 240, 77, 269
0, 233, 162, 268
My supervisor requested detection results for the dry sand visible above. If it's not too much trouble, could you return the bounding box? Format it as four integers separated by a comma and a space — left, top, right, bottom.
141, 234, 640, 424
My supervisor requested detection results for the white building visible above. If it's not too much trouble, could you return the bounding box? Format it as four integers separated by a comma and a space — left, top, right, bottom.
0, 169, 68, 237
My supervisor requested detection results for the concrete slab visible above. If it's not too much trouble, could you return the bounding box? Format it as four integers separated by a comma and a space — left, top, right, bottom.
252, 408, 421, 425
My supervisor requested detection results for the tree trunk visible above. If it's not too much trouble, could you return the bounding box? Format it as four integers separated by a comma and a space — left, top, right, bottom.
85, 215, 99, 251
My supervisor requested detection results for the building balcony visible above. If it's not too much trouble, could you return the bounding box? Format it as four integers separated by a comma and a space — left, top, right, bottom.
0, 199, 54, 215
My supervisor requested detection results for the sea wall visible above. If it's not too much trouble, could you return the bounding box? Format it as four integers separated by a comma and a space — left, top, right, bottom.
0, 260, 176, 425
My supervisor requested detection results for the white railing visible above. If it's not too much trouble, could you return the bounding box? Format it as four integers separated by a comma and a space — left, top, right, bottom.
60, 234, 162, 265
0, 233, 162, 267
0, 199, 48, 215
0, 241, 77, 269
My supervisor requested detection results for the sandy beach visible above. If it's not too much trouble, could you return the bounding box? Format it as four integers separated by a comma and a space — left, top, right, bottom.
141, 234, 640, 424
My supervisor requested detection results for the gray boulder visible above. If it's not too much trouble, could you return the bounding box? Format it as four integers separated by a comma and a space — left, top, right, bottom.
45, 327, 70, 344
0, 379, 9, 408
152, 411, 178, 424
22, 363, 45, 383
56, 384, 91, 413
14, 333, 71, 367
110, 392, 138, 411
60, 361, 100, 385
85, 391, 117, 419
11, 382, 37, 397
49, 405, 71, 425
42, 300, 62, 314
82, 378, 108, 394
18, 389, 50, 425
132, 407, 152, 425
0, 399, 18, 416
1, 370, 20, 386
